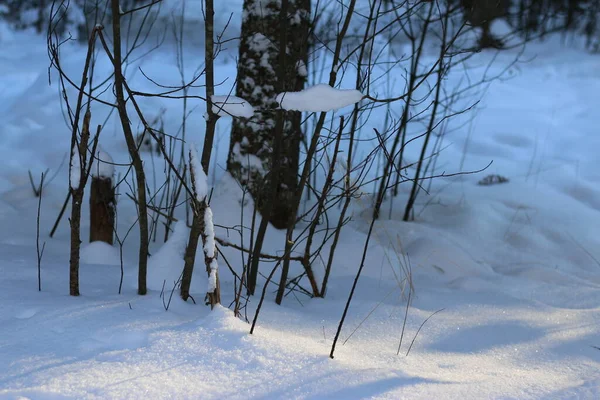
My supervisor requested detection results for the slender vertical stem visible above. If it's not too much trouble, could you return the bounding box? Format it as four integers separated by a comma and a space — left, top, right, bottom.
303, 117, 344, 297
403, 5, 447, 221
111, 0, 149, 295
321, 115, 355, 297
36, 173, 45, 292
375, 2, 433, 219
201, 0, 217, 173
49, 192, 70, 238
276, 0, 357, 305
70, 111, 91, 296
247, 0, 290, 296
181, 0, 221, 307
330, 210, 378, 359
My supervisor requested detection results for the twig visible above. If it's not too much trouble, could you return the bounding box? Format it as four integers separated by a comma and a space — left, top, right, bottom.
121, 0, 163, 16
568, 232, 600, 269
49, 192, 71, 238
250, 261, 281, 335
343, 285, 396, 345
216, 236, 304, 262
36, 172, 46, 291
330, 207, 377, 359
163, 274, 182, 311
397, 288, 412, 355
29, 169, 49, 197
406, 308, 445, 357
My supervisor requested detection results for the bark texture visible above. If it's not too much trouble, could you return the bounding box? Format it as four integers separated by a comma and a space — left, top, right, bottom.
89, 176, 115, 245
228, 0, 311, 229
69, 110, 91, 297
69, 190, 83, 296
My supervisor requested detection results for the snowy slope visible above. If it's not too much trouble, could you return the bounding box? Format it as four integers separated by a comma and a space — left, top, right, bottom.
0, 13, 599, 400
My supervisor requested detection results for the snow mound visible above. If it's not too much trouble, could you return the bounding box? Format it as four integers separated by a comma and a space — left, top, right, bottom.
197, 304, 247, 332
276, 84, 364, 112
80, 241, 120, 266
211, 95, 255, 118
147, 221, 189, 291
78, 330, 149, 354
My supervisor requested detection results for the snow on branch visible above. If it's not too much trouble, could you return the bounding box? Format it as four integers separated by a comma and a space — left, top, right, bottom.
189, 143, 218, 294
204, 206, 218, 294
211, 95, 255, 118
189, 144, 209, 201
276, 84, 364, 112
70, 143, 81, 190
90, 148, 114, 179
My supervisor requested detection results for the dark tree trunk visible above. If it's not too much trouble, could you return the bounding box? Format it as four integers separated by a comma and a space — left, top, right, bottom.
228, 0, 311, 229
69, 110, 92, 297
70, 190, 83, 296
89, 176, 115, 244
181, 206, 201, 301
111, 0, 149, 295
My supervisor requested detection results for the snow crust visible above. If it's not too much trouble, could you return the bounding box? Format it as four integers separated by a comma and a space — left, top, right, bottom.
276, 84, 364, 112
211, 95, 255, 118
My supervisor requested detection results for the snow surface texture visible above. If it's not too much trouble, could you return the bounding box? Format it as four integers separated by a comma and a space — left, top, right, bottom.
211, 95, 255, 118
147, 221, 190, 291
80, 241, 121, 266
0, 9, 599, 400
276, 84, 364, 112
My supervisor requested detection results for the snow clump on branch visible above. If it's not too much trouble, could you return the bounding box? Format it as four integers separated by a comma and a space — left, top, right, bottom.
204, 206, 218, 294
189, 143, 218, 294
189, 144, 209, 201
276, 84, 364, 112
70, 144, 81, 190
211, 95, 255, 119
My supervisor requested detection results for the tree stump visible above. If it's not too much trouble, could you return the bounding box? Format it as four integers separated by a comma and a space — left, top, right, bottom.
89, 149, 115, 244
90, 176, 115, 244
461, 0, 510, 49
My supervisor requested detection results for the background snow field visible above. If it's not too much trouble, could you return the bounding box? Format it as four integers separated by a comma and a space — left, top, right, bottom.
0, 4, 599, 400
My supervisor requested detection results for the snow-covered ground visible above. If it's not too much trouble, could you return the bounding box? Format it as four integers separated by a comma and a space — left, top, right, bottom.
0, 10, 600, 400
